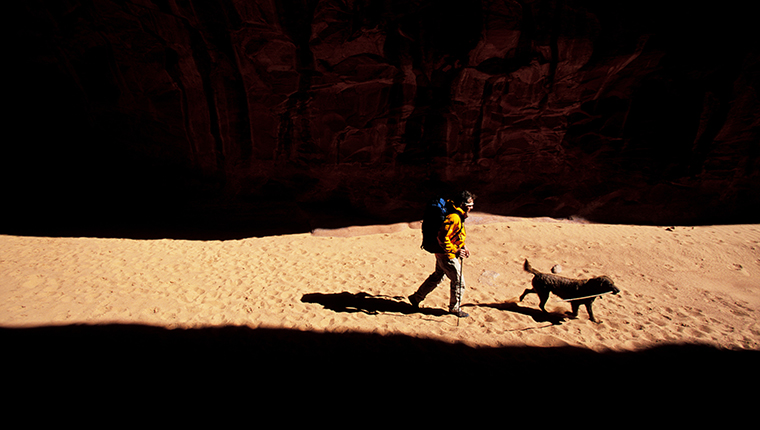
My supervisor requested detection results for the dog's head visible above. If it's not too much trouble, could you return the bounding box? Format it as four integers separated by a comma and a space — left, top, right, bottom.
587, 276, 620, 295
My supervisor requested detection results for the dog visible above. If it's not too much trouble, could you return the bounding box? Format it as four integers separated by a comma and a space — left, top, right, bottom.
520, 259, 619, 323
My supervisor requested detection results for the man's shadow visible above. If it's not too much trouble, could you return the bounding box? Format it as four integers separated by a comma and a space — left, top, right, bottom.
302, 292, 448, 317
467, 301, 567, 325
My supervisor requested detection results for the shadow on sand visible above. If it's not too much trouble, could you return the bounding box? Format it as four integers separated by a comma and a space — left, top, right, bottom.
300, 292, 568, 324
471, 301, 568, 325
301, 292, 448, 317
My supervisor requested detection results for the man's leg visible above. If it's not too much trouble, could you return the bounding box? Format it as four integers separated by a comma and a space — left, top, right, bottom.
409, 256, 446, 307
434, 257, 467, 316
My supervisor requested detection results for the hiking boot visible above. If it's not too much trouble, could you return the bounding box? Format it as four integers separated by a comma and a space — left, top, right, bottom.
451, 309, 469, 318
408, 294, 422, 308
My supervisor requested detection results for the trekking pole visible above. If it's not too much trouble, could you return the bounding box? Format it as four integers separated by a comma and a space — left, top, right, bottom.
457, 255, 464, 327
458, 256, 464, 288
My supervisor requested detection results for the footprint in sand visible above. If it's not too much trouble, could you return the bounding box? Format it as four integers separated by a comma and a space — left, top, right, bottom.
183, 287, 205, 303
22, 274, 45, 289
731, 263, 750, 276
478, 270, 500, 287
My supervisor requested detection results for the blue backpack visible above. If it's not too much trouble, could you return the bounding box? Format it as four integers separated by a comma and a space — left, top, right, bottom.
421, 198, 449, 253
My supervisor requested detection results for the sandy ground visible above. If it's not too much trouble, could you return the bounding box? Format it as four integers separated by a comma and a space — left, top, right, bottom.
2, 214, 757, 350
2, 214, 758, 417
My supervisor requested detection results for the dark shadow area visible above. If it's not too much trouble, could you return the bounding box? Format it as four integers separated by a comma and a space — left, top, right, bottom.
469, 301, 568, 325
3, 324, 757, 415
301, 292, 448, 317
0, 198, 390, 241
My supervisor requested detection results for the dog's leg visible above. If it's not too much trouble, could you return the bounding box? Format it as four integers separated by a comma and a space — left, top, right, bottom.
538, 292, 550, 313
569, 301, 580, 319
585, 299, 598, 323
519, 288, 534, 302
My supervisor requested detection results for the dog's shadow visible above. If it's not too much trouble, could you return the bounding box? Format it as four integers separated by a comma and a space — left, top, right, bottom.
302, 292, 448, 317
468, 301, 568, 325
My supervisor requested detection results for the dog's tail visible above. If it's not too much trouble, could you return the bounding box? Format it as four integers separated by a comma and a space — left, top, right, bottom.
523, 259, 540, 275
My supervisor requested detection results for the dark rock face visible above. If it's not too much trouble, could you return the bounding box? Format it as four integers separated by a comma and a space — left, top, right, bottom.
5, 1, 759, 238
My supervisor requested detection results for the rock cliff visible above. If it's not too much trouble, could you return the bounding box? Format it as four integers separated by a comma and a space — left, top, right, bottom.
6, 1, 759, 238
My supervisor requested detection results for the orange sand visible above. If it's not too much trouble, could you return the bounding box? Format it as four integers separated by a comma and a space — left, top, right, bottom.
2, 213, 758, 351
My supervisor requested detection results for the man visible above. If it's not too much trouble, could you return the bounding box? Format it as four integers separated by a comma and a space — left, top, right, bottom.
409, 190, 475, 318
